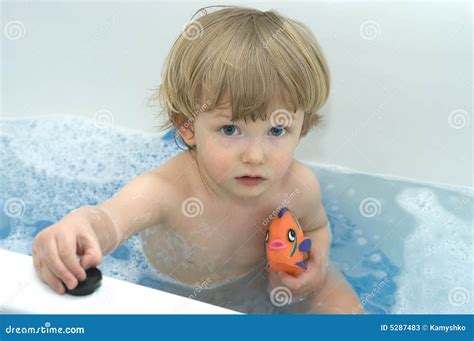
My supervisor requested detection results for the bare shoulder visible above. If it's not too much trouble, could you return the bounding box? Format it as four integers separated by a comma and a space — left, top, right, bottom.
150, 151, 195, 197
98, 152, 192, 238
286, 159, 328, 231
285, 159, 322, 200
150, 152, 191, 186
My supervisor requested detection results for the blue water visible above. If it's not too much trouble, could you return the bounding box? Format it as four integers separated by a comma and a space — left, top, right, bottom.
0, 116, 472, 314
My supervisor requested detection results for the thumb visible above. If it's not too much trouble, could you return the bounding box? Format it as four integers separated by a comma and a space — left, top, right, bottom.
309, 238, 322, 262
78, 236, 103, 270
268, 271, 282, 288
80, 252, 100, 270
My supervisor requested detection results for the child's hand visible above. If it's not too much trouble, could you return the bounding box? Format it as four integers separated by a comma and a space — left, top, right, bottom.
268, 239, 329, 302
32, 211, 103, 295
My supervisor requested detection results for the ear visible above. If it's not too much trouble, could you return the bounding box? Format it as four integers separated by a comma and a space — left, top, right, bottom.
177, 123, 196, 147
172, 112, 196, 147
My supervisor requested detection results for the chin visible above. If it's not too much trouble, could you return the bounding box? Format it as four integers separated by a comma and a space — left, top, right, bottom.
235, 183, 270, 198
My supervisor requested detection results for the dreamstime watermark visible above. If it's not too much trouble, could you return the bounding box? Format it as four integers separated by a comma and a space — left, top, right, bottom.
270, 285, 293, 307
359, 197, 382, 218
181, 197, 204, 218
262, 21, 291, 49
441, 23, 465, 46
83, 7, 120, 50
93, 109, 115, 129
448, 286, 470, 307
351, 277, 390, 314
4, 321, 85, 335
269, 109, 293, 129
0, 280, 30, 313
440, 189, 473, 227
3, 198, 26, 218
84, 205, 124, 256
178, 100, 212, 133
359, 20, 381, 40
4, 20, 26, 40
188, 277, 213, 300
448, 109, 470, 129
351, 111, 382, 138
182, 21, 204, 40
262, 188, 300, 226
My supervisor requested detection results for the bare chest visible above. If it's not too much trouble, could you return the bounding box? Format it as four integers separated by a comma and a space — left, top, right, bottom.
143, 153, 308, 285
141, 194, 297, 286
169, 200, 272, 271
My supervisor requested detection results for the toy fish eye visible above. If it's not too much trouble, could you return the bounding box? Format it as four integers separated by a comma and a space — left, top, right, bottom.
288, 229, 296, 242
265, 230, 269, 242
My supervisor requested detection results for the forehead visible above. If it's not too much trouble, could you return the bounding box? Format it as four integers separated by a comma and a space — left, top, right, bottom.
205, 91, 299, 120
210, 109, 301, 124
209, 103, 300, 121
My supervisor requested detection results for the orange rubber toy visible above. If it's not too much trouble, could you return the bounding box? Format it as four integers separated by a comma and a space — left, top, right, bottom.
264, 207, 312, 276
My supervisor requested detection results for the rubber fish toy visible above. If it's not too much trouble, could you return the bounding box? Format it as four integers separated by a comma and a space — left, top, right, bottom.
264, 207, 312, 276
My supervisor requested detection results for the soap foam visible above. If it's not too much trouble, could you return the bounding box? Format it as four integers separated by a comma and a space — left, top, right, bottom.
0, 115, 182, 292
1, 116, 472, 314
393, 188, 473, 313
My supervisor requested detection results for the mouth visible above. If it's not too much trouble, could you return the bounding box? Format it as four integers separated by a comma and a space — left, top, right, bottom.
268, 239, 287, 250
235, 175, 266, 186
237, 175, 265, 179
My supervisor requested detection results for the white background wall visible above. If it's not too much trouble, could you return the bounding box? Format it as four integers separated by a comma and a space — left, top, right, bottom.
2, 0, 472, 187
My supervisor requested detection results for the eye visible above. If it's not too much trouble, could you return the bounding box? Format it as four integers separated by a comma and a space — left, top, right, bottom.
268, 126, 287, 137
220, 125, 240, 136
288, 229, 296, 242
265, 230, 269, 242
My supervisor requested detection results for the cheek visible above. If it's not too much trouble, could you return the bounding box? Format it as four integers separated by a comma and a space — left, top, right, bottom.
198, 139, 235, 178
205, 153, 230, 175
269, 146, 294, 177
273, 156, 293, 177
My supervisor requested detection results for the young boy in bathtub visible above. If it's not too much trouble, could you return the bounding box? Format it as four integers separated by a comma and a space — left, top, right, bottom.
32, 6, 362, 313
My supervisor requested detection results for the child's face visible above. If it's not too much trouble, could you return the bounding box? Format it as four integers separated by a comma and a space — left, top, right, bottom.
185, 100, 304, 200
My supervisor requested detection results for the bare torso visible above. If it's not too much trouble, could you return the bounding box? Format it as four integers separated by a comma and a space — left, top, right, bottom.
141, 151, 308, 288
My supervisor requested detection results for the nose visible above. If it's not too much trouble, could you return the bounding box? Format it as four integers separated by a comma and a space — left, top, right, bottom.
269, 239, 287, 250
242, 139, 265, 165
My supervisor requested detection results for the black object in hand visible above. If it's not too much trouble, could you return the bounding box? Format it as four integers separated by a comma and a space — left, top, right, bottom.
64, 267, 102, 296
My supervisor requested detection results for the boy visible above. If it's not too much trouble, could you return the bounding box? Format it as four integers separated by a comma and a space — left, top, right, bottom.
32, 6, 362, 313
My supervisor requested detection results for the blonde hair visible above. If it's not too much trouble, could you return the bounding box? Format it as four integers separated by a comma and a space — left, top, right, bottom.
148, 5, 331, 145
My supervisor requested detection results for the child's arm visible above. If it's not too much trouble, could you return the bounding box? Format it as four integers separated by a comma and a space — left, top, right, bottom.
268, 165, 330, 295
296, 164, 331, 261
297, 168, 331, 280
303, 221, 331, 266
32, 170, 170, 294
90, 170, 171, 254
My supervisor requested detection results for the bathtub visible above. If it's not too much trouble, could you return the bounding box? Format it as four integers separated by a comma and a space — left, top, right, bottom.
0, 248, 238, 314
0, 115, 472, 314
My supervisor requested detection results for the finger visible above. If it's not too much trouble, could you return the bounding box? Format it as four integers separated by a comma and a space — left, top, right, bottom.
77, 234, 103, 270
277, 271, 307, 292
303, 252, 309, 262
307, 240, 324, 269
41, 238, 78, 290
56, 233, 87, 282
298, 250, 325, 284
309, 238, 321, 258
268, 272, 282, 289
32, 245, 42, 279
41, 266, 65, 295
